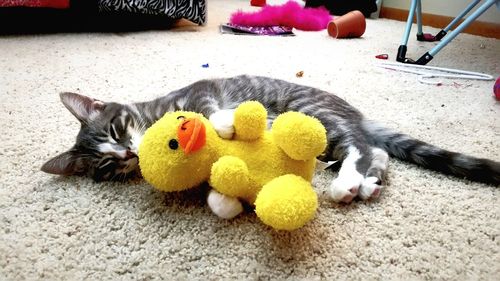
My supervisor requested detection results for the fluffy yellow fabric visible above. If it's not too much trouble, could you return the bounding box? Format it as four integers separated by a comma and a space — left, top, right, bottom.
255, 175, 318, 231
210, 156, 255, 200
138, 111, 219, 192
272, 112, 327, 161
139, 101, 327, 230
233, 101, 267, 141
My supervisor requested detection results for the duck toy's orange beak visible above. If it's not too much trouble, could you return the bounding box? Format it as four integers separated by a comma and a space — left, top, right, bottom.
177, 117, 206, 154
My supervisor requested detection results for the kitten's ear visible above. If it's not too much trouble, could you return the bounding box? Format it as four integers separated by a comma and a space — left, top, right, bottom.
60, 92, 105, 123
41, 150, 86, 176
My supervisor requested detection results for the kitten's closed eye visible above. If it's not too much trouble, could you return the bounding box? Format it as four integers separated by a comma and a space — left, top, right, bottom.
109, 123, 120, 142
109, 114, 131, 142
105, 111, 143, 156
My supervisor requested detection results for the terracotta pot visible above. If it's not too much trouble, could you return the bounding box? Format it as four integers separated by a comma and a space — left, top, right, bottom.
328, 10, 366, 38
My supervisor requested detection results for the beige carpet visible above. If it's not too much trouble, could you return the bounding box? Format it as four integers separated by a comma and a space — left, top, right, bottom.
1, 0, 499, 280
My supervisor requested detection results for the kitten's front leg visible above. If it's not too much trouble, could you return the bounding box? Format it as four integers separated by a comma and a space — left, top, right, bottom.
209, 109, 236, 139
359, 148, 388, 200
207, 189, 243, 219
329, 146, 365, 203
329, 146, 388, 203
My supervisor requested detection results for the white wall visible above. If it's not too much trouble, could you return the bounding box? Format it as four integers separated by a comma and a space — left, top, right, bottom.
383, 0, 500, 24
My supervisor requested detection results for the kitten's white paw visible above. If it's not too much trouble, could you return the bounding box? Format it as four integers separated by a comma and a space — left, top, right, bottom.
329, 172, 364, 203
359, 176, 382, 200
207, 189, 243, 219
209, 110, 235, 139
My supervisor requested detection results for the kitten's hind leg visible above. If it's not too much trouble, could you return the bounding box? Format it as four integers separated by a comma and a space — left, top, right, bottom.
359, 148, 389, 200
329, 146, 369, 203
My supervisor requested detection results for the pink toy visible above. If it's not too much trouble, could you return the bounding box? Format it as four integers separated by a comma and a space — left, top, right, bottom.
494, 76, 500, 101
0, 0, 69, 8
230, 1, 332, 31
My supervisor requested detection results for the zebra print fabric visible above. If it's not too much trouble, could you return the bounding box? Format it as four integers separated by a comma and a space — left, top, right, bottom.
98, 0, 207, 25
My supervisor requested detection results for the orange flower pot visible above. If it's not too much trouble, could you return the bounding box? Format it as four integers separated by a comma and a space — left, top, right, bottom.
328, 10, 366, 38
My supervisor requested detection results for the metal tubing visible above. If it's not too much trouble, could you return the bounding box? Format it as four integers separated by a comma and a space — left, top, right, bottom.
429, 0, 496, 56
400, 0, 419, 45
444, 0, 483, 31
416, 0, 423, 35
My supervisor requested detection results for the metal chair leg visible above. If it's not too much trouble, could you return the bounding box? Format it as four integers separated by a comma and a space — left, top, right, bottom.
435, 0, 483, 41
415, 0, 439, 42
397, 0, 419, 63
415, 0, 497, 65
416, 0, 482, 42
416, 0, 423, 36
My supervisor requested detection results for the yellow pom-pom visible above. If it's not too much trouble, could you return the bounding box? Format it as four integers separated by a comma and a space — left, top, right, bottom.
233, 101, 267, 141
255, 175, 318, 231
210, 156, 252, 198
272, 112, 327, 161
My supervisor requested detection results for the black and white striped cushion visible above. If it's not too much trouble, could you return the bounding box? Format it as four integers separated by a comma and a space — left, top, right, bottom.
98, 0, 207, 25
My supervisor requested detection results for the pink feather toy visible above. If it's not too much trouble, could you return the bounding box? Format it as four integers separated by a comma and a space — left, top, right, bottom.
230, 1, 332, 31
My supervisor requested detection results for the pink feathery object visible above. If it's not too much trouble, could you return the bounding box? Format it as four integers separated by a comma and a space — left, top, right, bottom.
230, 1, 332, 31
0, 0, 69, 8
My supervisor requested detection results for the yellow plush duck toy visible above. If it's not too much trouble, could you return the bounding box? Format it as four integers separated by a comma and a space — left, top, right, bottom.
139, 101, 327, 230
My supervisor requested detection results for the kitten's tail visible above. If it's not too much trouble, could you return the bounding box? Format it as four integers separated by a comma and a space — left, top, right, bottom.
362, 120, 500, 185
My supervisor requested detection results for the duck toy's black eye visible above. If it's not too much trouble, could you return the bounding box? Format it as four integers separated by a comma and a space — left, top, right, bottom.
177, 115, 185, 120
168, 139, 179, 150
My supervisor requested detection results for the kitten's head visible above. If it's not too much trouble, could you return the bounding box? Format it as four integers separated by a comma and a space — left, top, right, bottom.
41, 93, 145, 181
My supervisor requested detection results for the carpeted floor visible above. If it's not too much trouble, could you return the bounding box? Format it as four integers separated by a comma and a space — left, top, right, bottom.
1, 0, 499, 280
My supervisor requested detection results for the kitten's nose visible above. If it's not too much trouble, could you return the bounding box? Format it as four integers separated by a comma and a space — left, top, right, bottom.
126, 150, 136, 159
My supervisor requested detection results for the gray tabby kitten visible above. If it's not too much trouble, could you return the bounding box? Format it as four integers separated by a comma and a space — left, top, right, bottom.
42, 75, 500, 209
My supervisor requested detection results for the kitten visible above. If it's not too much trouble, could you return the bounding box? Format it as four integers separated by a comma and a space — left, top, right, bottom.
42, 75, 500, 217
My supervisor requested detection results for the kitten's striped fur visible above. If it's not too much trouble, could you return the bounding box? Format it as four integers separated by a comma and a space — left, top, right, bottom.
42, 75, 500, 203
